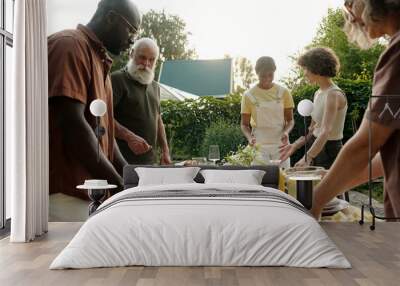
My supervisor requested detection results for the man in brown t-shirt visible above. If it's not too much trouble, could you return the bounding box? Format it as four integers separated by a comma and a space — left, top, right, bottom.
366, 31, 400, 218
309, 0, 400, 219
48, 0, 141, 199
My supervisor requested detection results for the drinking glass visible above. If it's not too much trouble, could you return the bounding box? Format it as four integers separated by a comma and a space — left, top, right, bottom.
208, 145, 220, 165
268, 151, 281, 166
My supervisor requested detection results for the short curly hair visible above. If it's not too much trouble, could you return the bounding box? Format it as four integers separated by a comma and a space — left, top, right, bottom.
297, 47, 340, 77
255, 56, 276, 74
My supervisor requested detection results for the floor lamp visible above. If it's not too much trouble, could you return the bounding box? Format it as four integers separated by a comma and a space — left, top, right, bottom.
293, 99, 315, 209
297, 99, 314, 164
89, 99, 107, 162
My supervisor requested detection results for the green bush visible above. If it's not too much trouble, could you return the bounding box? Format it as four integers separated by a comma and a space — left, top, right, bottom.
199, 121, 246, 160
161, 94, 242, 160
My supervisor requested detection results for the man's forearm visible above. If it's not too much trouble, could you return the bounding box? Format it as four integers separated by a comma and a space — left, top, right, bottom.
53, 97, 123, 187
113, 140, 127, 175
241, 124, 252, 142
313, 137, 371, 208
282, 120, 294, 135
157, 118, 169, 153
64, 120, 123, 186
306, 131, 329, 160
293, 131, 314, 150
342, 153, 384, 191
114, 120, 136, 141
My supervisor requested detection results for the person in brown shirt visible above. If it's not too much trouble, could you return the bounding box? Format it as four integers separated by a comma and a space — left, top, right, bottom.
48, 0, 141, 199
310, 0, 400, 219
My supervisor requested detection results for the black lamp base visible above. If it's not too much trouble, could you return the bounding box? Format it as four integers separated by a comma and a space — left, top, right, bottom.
296, 180, 313, 210
88, 189, 106, 215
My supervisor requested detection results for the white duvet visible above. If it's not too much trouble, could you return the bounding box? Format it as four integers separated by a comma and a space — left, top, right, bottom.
50, 183, 351, 269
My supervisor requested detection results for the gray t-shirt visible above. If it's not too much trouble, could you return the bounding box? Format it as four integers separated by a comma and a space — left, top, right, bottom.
112, 69, 160, 165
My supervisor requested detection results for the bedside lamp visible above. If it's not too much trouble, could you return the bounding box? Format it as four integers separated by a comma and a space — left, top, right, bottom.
89, 99, 107, 162
297, 99, 314, 164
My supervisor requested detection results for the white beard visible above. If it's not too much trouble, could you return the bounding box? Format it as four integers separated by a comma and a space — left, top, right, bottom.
126, 59, 155, 85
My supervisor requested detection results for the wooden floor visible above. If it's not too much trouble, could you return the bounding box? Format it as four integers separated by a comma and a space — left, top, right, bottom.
0, 222, 399, 286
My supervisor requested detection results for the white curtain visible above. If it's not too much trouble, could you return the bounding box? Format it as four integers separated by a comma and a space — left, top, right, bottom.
7, 0, 49, 242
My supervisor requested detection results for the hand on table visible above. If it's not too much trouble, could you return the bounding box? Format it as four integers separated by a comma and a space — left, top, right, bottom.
295, 156, 311, 167
160, 151, 172, 165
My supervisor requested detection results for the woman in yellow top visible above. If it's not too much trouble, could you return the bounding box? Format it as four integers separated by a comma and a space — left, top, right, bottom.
280, 48, 348, 170
241, 56, 294, 168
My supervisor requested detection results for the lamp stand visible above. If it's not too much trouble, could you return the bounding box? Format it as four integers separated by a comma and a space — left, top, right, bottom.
304, 116, 308, 164
95, 116, 106, 163
296, 180, 313, 210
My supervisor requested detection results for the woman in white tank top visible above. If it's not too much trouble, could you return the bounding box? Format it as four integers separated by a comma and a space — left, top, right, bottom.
280, 47, 348, 169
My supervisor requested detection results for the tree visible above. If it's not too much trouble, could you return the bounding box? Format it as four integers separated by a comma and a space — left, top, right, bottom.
111, 10, 197, 77
311, 8, 384, 81
282, 8, 385, 89
231, 56, 257, 93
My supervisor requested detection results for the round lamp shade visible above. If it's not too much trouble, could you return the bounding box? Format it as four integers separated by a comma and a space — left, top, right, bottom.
297, 99, 314, 117
89, 99, 107, 117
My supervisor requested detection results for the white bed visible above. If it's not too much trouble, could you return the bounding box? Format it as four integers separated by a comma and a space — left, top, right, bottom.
50, 183, 351, 269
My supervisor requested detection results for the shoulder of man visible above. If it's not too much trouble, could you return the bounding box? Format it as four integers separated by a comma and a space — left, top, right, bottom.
111, 69, 131, 101
274, 83, 292, 100
376, 32, 400, 72
48, 29, 89, 53
111, 69, 127, 81
243, 85, 258, 97
150, 80, 159, 89
149, 81, 161, 99
373, 33, 400, 96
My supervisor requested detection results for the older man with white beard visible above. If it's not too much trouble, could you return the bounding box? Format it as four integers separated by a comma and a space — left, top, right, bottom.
112, 38, 172, 165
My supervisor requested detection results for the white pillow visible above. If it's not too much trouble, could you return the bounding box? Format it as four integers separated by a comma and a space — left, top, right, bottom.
200, 169, 266, 185
135, 167, 201, 186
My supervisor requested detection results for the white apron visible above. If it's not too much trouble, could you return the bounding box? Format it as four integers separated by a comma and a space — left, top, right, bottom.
247, 86, 290, 169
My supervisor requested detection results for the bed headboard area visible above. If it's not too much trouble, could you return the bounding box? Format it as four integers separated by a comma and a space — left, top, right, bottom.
123, 165, 280, 189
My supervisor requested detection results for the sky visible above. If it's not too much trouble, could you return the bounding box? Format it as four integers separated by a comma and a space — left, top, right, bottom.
47, 0, 345, 81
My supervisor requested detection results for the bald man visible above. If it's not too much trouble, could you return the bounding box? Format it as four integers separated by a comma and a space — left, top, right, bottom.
48, 0, 141, 199
112, 38, 172, 165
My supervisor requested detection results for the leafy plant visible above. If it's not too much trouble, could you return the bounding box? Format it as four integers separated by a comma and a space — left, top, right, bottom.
161, 94, 242, 159
224, 144, 260, 166
200, 120, 246, 160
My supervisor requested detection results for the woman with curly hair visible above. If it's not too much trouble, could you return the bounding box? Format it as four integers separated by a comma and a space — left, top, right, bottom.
307, 0, 400, 219
280, 47, 348, 170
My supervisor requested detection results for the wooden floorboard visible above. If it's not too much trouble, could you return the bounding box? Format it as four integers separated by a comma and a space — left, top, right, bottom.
0, 222, 399, 286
